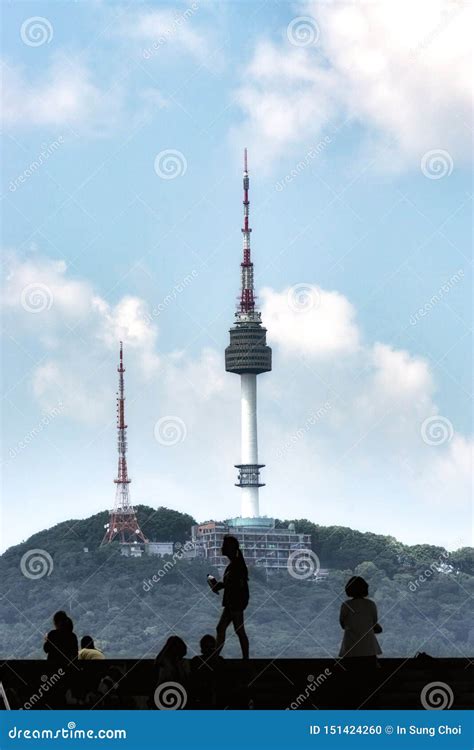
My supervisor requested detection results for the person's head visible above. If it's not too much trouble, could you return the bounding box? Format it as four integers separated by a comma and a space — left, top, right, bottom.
200, 634, 216, 655
221, 535, 240, 560
345, 576, 369, 599
81, 635, 95, 650
53, 611, 68, 628
164, 636, 187, 661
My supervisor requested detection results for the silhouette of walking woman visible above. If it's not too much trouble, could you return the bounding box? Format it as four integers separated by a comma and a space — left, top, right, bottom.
208, 535, 249, 659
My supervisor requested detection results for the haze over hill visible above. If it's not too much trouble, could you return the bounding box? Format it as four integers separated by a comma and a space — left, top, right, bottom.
1, 507, 472, 660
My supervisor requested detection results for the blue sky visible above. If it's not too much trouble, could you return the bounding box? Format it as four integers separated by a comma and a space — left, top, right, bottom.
1, 0, 472, 551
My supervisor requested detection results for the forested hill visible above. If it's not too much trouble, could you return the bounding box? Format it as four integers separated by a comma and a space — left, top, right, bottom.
2, 506, 472, 574
1, 507, 473, 659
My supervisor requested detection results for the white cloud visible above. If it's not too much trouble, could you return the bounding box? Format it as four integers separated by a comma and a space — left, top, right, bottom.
234, 0, 472, 170
261, 285, 360, 358
2, 255, 160, 421
1, 55, 123, 132
2, 255, 471, 547
114, 6, 209, 61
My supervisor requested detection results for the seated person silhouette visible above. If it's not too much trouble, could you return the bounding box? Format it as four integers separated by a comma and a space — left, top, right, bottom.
78, 636, 105, 660
43, 611, 78, 665
208, 535, 250, 659
190, 635, 225, 708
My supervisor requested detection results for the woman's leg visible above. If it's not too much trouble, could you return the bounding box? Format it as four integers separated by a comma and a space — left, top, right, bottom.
230, 610, 249, 659
216, 608, 232, 654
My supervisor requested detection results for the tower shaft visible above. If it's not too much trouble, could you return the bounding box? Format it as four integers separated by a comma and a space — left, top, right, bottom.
240, 373, 259, 517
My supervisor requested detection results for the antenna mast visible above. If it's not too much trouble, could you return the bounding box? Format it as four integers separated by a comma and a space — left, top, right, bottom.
101, 343, 148, 546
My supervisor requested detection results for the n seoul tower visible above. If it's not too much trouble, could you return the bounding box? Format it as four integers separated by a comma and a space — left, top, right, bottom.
225, 149, 272, 518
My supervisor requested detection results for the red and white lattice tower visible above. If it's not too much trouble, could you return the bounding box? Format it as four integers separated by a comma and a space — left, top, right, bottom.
101, 342, 148, 546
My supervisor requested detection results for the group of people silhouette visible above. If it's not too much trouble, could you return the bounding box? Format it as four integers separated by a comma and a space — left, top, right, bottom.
44, 611, 104, 664
42, 535, 383, 707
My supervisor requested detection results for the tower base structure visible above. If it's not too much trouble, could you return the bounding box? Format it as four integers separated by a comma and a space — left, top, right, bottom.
191, 517, 315, 573
101, 509, 148, 546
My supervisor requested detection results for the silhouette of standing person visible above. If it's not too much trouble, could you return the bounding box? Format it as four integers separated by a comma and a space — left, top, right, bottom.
43, 611, 78, 665
339, 576, 382, 667
208, 535, 250, 659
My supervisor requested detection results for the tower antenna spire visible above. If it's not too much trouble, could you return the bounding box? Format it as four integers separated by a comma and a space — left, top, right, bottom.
101, 343, 148, 546
240, 146, 255, 314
